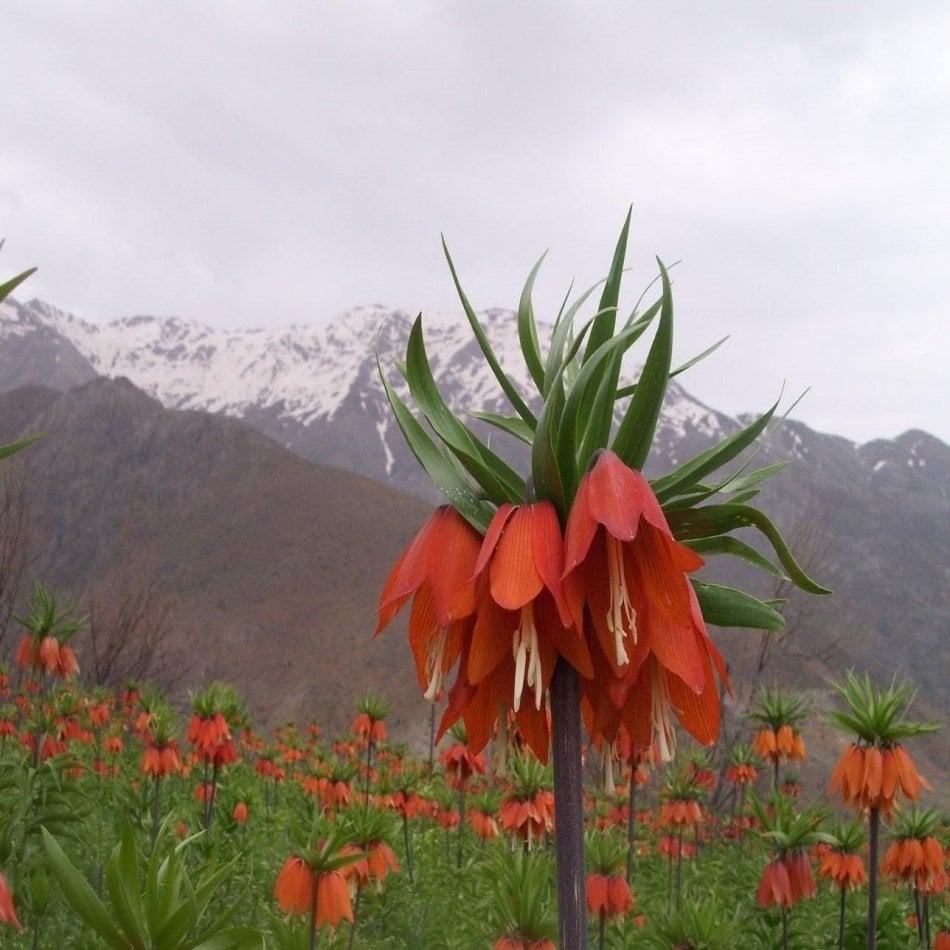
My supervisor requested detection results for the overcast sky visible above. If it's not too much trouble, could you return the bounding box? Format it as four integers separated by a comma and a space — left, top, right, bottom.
2, 2, 948, 443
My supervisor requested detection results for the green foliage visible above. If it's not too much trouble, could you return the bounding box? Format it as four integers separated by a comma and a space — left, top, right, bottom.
487, 849, 558, 945
748, 685, 810, 731
829, 670, 941, 746
378, 213, 828, 621
42, 819, 263, 948
641, 900, 742, 949
15, 581, 83, 645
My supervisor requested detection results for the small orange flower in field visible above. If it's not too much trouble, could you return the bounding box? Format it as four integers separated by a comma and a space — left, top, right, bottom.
366, 841, 399, 884
817, 820, 868, 898
275, 855, 313, 914
500, 791, 555, 846
440, 737, 486, 789
756, 852, 815, 909
274, 854, 354, 928
352, 711, 387, 745
881, 808, 946, 896
828, 742, 931, 817
470, 809, 500, 842
659, 798, 703, 827
818, 851, 867, 891
726, 762, 757, 785
435, 804, 461, 829
0, 872, 22, 932
232, 801, 249, 824
87, 701, 111, 728
757, 858, 794, 909
587, 872, 635, 918
321, 875, 352, 922
18, 634, 80, 680
752, 723, 806, 762
141, 739, 183, 778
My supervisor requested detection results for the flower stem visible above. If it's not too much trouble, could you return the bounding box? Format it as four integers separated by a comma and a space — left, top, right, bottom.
456, 785, 466, 869
867, 806, 879, 950
675, 827, 684, 912
550, 659, 588, 949
625, 768, 636, 885
838, 885, 846, 950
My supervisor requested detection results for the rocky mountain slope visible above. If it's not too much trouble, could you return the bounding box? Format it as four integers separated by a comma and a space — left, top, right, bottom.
0, 378, 433, 740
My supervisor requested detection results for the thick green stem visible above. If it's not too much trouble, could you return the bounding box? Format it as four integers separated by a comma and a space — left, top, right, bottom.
151, 775, 161, 845
402, 812, 414, 884
456, 784, 466, 869
550, 659, 588, 949
867, 807, 879, 950
838, 885, 847, 950
347, 884, 363, 950
309, 869, 318, 950
675, 827, 684, 912
364, 739, 374, 814
625, 768, 636, 885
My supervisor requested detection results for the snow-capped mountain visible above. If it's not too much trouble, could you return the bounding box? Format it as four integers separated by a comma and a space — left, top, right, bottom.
0, 298, 734, 496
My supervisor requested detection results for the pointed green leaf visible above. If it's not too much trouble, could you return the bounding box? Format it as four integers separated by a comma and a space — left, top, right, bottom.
42, 827, 128, 948
517, 252, 547, 392
531, 381, 567, 514
404, 317, 526, 502
192, 928, 265, 950
468, 410, 534, 445
555, 319, 647, 503
685, 535, 788, 580
616, 335, 729, 398
105, 822, 147, 948
669, 503, 831, 594
583, 206, 630, 361
377, 355, 491, 531
0, 433, 41, 462
543, 280, 604, 394
611, 258, 674, 470
653, 400, 780, 502
442, 238, 536, 426
692, 581, 786, 630
0, 266, 37, 304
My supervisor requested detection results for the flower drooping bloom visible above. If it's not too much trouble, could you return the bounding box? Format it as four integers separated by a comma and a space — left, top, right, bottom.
757, 851, 815, 908
587, 872, 635, 918
377, 506, 481, 701
16, 633, 79, 679
563, 451, 728, 761
564, 451, 701, 671
818, 850, 867, 891
274, 857, 353, 927
828, 743, 931, 817
470, 501, 592, 714
0, 873, 21, 932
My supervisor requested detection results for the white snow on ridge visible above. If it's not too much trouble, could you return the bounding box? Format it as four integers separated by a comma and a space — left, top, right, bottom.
5, 298, 739, 443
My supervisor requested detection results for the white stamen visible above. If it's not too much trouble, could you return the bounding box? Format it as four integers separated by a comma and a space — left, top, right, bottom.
651, 672, 677, 763
424, 628, 448, 701
605, 535, 636, 666
512, 605, 543, 712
